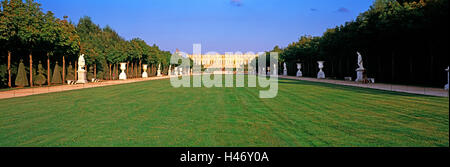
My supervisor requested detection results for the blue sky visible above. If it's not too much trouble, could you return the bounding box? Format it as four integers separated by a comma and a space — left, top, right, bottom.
39, 0, 374, 53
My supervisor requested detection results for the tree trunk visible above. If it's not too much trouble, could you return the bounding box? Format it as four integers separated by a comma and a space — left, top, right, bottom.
127, 62, 129, 76
109, 63, 112, 80
131, 62, 134, 78
29, 52, 33, 87
75, 61, 78, 81
391, 51, 395, 83
94, 64, 97, 79
7, 51, 11, 88
139, 60, 142, 77
47, 53, 51, 86
135, 62, 138, 77
62, 56, 66, 84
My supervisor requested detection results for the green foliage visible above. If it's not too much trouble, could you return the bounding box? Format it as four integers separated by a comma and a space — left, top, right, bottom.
0, 0, 172, 87
87, 66, 94, 80
34, 61, 46, 85
14, 59, 28, 87
66, 62, 74, 81
51, 61, 62, 84
278, 0, 449, 86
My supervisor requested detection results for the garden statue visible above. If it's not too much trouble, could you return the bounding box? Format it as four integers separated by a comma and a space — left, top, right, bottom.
119, 63, 127, 80
142, 64, 148, 78
355, 52, 366, 82
283, 62, 287, 76
296, 63, 302, 77
317, 61, 325, 79
157, 63, 162, 76
77, 54, 88, 83
34, 61, 47, 86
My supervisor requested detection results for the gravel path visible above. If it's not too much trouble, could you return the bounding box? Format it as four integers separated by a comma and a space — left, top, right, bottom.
1, 75, 448, 99
280, 76, 449, 97
0, 76, 170, 100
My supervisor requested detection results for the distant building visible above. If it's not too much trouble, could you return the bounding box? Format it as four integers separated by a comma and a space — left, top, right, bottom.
187, 53, 258, 69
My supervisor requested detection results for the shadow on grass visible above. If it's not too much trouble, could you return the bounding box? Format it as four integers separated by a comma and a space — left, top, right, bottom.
278, 78, 446, 99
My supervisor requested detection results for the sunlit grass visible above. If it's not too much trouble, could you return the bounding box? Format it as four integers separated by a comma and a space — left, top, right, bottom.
0, 76, 448, 146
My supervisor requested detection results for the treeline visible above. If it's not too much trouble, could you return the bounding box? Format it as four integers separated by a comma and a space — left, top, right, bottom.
278, 0, 449, 87
0, 0, 172, 88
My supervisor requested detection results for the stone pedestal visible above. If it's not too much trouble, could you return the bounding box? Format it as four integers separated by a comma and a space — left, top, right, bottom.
317, 61, 325, 79
355, 68, 365, 82
119, 63, 127, 80
76, 71, 87, 84
296, 63, 302, 77
142, 64, 148, 78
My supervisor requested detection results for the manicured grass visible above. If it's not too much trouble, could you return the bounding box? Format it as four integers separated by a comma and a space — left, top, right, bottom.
0, 76, 448, 146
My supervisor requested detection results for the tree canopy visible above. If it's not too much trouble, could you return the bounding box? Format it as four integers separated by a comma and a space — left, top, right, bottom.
278, 0, 448, 87
0, 0, 172, 88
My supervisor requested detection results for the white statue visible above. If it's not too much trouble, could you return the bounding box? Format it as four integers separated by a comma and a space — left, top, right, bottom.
355, 52, 365, 82
357, 52, 364, 70
119, 63, 127, 80
157, 63, 162, 77
296, 63, 302, 77
142, 64, 148, 78
78, 54, 86, 72
76, 54, 88, 83
283, 63, 287, 76
317, 61, 325, 79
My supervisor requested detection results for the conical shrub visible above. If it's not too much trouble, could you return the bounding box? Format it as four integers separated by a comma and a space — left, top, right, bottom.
51, 61, 62, 84
15, 59, 29, 87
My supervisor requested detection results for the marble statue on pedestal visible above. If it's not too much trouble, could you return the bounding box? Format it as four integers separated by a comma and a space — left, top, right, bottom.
283, 63, 287, 76
174, 67, 178, 76
142, 64, 148, 78
157, 63, 162, 77
445, 66, 449, 90
179, 67, 183, 76
355, 52, 365, 82
317, 61, 325, 79
119, 63, 127, 80
76, 54, 88, 84
296, 63, 303, 77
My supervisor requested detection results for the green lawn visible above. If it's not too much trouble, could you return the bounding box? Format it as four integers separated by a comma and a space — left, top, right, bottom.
0, 76, 448, 147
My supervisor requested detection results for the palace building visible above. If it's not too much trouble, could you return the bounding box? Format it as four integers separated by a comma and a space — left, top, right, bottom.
186, 52, 258, 69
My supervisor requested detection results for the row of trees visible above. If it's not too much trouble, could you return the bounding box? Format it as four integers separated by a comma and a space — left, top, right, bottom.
0, 0, 173, 88
278, 0, 448, 87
